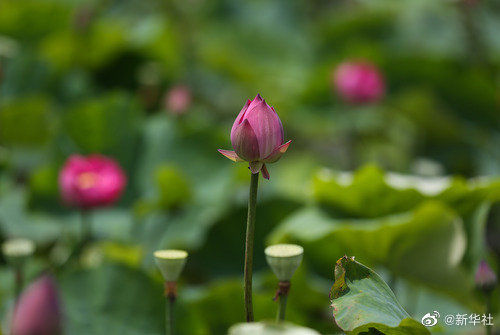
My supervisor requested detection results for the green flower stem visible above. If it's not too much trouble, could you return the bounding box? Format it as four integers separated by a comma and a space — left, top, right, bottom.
81, 210, 92, 243
486, 293, 492, 335
244, 172, 259, 322
166, 296, 175, 335
164, 281, 178, 335
277, 293, 288, 322
14, 265, 23, 300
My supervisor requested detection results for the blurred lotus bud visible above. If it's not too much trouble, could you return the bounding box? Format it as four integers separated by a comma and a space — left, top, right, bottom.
265, 244, 303, 282
59, 154, 126, 209
333, 61, 385, 104
154, 249, 188, 282
218, 94, 291, 180
2, 238, 35, 266
164, 85, 191, 115
11, 276, 62, 335
475, 260, 497, 292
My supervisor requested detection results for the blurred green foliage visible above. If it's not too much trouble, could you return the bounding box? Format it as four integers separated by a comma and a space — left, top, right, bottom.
0, 0, 499, 334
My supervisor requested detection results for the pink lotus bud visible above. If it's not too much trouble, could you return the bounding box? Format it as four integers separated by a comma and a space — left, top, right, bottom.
165, 85, 191, 115
475, 260, 497, 292
218, 94, 291, 180
333, 61, 385, 104
59, 154, 126, 209
11, 276, 62, 335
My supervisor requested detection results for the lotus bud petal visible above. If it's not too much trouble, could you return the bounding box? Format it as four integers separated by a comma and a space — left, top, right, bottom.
59, 154, 127, 209
333, 60, 385, 104
265, 244, 303, 282
2, 238, 35, 266
475, 260, 497, 292
154, 249, 188, 282
218, 94, 291, 179
11, 276, 62, 335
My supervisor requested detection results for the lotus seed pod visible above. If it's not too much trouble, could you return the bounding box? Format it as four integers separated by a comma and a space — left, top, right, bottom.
154, 249, 188, 282
2, 238, 35, 266
265, 244, 303, 282
228, 321, 320, 335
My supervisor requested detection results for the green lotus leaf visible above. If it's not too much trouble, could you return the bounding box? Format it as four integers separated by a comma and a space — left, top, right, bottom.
330, 256, 430, 335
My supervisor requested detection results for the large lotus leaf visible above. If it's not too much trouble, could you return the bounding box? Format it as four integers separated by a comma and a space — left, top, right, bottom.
311, 167, 499, 280
330, 256, 429, 335
58, 263, 163, 335
312, 165, 425, 218
269, 201, 479, 308
436, 178, 500, 269
228, 322, 320, 335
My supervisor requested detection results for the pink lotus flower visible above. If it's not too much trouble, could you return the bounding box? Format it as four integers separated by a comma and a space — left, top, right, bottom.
59, 154, 126, 209
11, 276, 62, 335
165, 85, 191, 115
475, 260, 497, 291
333, 61, 385, 104
218, 94, 291, 180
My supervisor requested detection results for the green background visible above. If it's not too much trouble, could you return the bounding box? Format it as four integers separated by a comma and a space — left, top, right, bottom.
0, 0, 499, 334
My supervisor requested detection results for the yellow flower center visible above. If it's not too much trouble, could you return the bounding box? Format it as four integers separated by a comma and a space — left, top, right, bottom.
76, 172, 98, 189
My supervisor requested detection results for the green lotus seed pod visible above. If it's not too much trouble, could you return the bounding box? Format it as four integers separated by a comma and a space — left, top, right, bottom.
154, 249, 188, 282
265, 244, 303, 282
2, 238, 35, 266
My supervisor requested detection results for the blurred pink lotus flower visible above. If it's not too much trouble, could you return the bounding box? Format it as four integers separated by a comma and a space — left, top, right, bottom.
333, 61, 385, 104
11, 276, 62, 335
218, 94, 291, 180
59, 154, 126, 209
475, 260, 497, 291
165, 85, 192, 115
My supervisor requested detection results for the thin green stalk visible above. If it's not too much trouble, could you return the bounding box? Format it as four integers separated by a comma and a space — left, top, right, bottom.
14, 265, 23, 300
458, 2, 487, 67
276, 294, 288, 322
81, 210, 91, 243
244, 172, 259, 322
166, 296, 175, 335
485, 294, 492, 335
